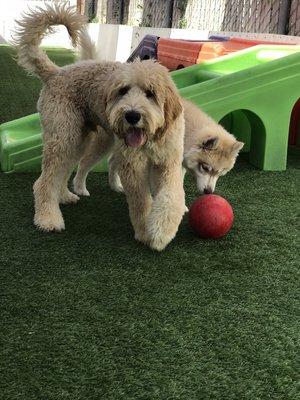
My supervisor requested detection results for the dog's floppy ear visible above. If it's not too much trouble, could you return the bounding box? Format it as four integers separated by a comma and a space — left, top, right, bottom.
163, 82, 183, 131
103, 71, 122, 108
200, 136, 219, 150
231, 140, 244, 156
103, 81, 115, 107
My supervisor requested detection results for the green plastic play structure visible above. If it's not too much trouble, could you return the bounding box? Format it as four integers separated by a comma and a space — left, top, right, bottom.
0, 45, 300, 173
0, 114, 107, 173
173, 45, 300, 170
0, 115, 42, 173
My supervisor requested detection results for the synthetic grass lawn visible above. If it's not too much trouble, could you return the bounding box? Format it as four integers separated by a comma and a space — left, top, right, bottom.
0, 44, 299, 399
0, 150, 299, 400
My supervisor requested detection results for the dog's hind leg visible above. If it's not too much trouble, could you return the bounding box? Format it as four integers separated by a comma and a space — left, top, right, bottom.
59, 135, 93, 203
73, 128, 114, 196
59, 171, 80, 204
34, 113, 84, 232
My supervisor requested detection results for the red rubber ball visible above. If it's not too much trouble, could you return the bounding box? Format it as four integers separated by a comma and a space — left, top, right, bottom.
189, 194, 234, 239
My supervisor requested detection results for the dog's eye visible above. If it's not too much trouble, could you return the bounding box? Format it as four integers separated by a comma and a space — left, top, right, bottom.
118, 86, 130, 96
199, 163, 211, 173
145, 89, 155, 99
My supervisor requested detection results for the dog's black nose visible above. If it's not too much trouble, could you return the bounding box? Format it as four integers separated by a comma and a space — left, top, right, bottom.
204, 187, 213, 194
125, 110, 141, 125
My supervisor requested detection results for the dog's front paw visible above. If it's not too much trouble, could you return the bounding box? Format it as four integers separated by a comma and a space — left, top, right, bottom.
134, 227, 149, 246
146, 195, 185, 251
34, 209, 65, 232
148, 235, 169, 251
147, 220, 174, 251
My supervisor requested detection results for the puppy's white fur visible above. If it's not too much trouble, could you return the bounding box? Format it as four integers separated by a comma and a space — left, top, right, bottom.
182, 99, 244, 194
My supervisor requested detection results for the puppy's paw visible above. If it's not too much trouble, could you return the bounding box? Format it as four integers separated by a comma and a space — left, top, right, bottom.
34, 209, 65, 232
73, 179, 90, 197
110, 181, 124, 193
75, 187, 90, 197
60, 190, 80, 204
109, 174, 124, 193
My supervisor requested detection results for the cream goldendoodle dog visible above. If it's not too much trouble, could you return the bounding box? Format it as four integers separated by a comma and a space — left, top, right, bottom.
14, 4, 185, 251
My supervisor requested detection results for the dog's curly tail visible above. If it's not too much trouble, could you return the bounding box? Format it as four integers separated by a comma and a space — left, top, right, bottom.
79, 29, 97, 61
13, 3, 94, 81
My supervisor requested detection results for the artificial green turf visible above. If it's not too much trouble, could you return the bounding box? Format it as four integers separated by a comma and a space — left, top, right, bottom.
0, 45, 299, 400
0, 151, 299, 400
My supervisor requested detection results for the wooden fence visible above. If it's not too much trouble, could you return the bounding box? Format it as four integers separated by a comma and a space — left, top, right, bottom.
79, 0, 300, 36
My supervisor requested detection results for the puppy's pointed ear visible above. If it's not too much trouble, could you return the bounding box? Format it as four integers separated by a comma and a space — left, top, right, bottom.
231, 141, 244, 156
200, 136, 219, 150
163, 82, 183, 131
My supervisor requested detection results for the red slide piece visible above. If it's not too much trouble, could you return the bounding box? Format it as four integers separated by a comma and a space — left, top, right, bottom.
198, 37, 295, 62
157, 38, 203, 71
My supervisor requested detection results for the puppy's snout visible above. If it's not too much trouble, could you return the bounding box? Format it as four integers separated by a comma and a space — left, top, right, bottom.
204, 187, 213, 194
125, 110, 141, 125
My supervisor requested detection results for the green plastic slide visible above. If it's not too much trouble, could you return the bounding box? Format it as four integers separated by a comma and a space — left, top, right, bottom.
0, 114, 107, 173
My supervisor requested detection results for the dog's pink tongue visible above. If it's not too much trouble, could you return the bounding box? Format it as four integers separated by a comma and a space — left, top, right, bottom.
125, 129, 146, 148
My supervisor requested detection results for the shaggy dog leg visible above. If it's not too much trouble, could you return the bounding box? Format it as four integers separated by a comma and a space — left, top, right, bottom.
73, 129, 114, 196
118, 156, 153, 244
59, 171, 80, 205
147, 162, 185, 251
33, 109, 84, 232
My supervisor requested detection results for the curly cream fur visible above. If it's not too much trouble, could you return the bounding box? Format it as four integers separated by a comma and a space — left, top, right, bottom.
15, 4, 185, 251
